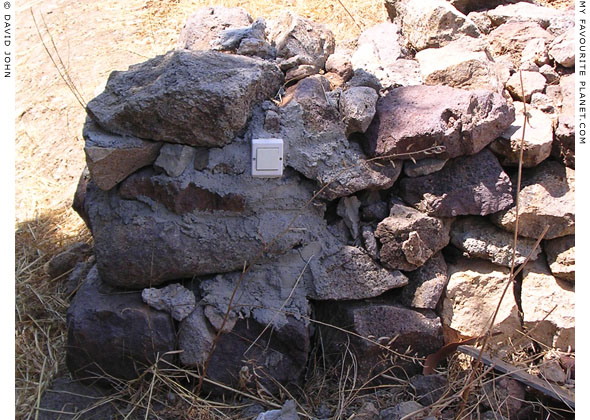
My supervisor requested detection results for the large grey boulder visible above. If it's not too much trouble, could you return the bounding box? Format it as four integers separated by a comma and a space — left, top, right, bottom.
491, 161, 575, 240
86, 114, 327, 288
177, 7, 253, 51
365, 85, 514, 160
318, 300, 443, 380
399, 149, 513, 217
384, 0, 480, 51
375, 201, 451, 271
450, 217, 541, 267
66, 266, 176, 381
401, 252, 448, 310
521, 257, 575, 351
87, 50, 283, 147
544, 235, 575, 282
415, 36, 500, 92
279, 76, 402, 200
83, 120, 162, 191
489, 101, 553, 168
267, 11, 335, 69
442, 257, 522, 348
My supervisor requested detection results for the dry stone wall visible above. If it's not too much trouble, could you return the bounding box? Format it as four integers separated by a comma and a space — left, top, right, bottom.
67, 1, 575, 393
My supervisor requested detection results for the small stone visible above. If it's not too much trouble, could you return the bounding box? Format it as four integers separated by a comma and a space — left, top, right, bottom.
237, 38, 276, 60
521, 257, 575, 351
544, 235, 575, 282
339, 87, 378, 136
450, 217, 541, 267
142, 283, 196, 321
337, 196, 361, 239
521, 38, 549, 66
530, 92, 555, 113
154, 143, 197, 177
489, 101, 554, 167
560, 74, 574, 114
401, 252, 448, 310
347, 69, 382, 92
193, 147, 209, 171
467, 11, 492, 34
519, 61, 540, 72
487, 21, 554, 64
285, 64, 320, 82
325, 50, 353, 81
267, 11, 335, 69
256, 400, 299, 420
549, 28, 575, 67
380, 401, 424, 420
318, 301, 443, 380
410, 374, 448, 406
506, 71, 546, 102
482, 378, 525, 417
399, 149, 513, 218
360, 202, 389, 222
539, 358, 567, 384
376, 201, 451, 271
403, 158, 448, 178
44, 242, 92, 279
361, 225, 379, 260
539, 64, 559, 83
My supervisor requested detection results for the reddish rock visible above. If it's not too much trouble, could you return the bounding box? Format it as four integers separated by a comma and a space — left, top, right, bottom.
365, 85, 514, 160
318, 300, 443, 380
119, 168, 245, 215
399, 149, 513, 217
66, 266, 176, 382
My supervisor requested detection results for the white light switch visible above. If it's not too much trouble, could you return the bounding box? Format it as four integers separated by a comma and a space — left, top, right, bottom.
252, 138, 283, 177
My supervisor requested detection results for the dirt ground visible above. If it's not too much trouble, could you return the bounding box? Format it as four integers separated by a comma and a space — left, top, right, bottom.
14, 0, 573, 418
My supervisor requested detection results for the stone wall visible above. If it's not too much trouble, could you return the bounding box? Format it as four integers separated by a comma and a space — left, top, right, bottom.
66, 1, 575, 394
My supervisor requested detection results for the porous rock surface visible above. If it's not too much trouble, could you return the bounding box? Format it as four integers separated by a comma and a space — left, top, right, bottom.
399, 149, 514, 217
450, 217, 541, 267
489, 101, 554, 168
375, 201, 451, 271
544, 235, 575, 282
365, 85, 515, 160
442, 257, 522, 347
384, 0, 480, 51
491, 161, 575, 240
87, 50, 283, 147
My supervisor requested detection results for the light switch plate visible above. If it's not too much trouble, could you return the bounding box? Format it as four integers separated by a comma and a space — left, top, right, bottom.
251, 138, 284, 178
